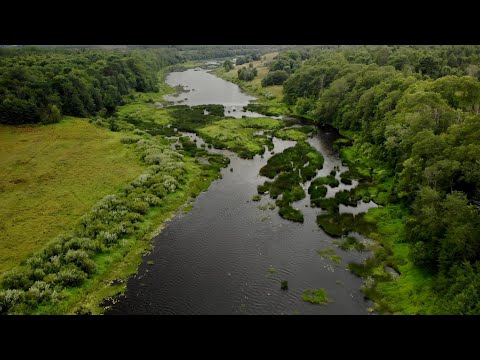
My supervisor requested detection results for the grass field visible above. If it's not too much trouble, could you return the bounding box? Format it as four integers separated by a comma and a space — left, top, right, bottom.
198, 117, 285, 157
215, 52, 285, 103
0, 117, 145, 276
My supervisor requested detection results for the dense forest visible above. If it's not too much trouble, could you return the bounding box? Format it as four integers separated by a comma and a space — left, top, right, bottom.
265, 45, 480, 313
1, 45, 480, 314
0, 46, 270, 125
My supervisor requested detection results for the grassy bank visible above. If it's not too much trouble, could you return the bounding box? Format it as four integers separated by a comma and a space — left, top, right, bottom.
0, 118, 145, 276
321, 139, 439, 314
0, 123, 228, 314
198, 117, 285, 158
34, 154, 225, 315
214, 52, 291, 116
0, 66, 232, 314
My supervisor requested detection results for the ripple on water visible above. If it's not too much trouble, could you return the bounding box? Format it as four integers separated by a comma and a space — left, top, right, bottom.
107, 70, 372, 315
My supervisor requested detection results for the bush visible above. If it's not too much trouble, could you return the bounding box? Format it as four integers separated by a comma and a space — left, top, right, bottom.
261, 70, 289, 86
0, 129, 201, 312
281, 280, 289, 290
237, 67, 257, 81
64, 249, 96, 274
98, 231, 119, 244
2, 270, 34, 291
0, 289, 25, 314
120, 136, 139, 144
26, 281, 53, 304
133, 128, 147, 136
57, 266, 87, 287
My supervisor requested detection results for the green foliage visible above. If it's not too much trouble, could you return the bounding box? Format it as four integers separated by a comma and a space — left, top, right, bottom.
223, 60, 234, 72
168, 105, 225, 132
261, 70, 289, 87
337, 236, 367, 251
237, 67, 258, 81
0, 48, 178, 125
302, 288, 330, 304
258, 141, 324, 223
317, 248, 342, 264
279, 45, 480, 313
309, 176, 339, 207
281, 280, 288, 290
198, 117, 283, 159
236, 53, 261, 65
273, 128, 308, 141
268, 50, 306, 74
0, 133, 228, 314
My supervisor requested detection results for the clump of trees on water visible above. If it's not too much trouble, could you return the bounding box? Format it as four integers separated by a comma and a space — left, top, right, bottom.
257, 141, 324, 223
282, 45, 480, 314
237, 65, 258, 81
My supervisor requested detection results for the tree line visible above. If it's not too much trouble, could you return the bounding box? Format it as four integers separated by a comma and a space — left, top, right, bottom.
0, 46, 266, 126
281, 45, 480, 313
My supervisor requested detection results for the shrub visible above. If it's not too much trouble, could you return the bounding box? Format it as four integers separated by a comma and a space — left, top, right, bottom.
64, 249, 96, 274
127, 199, 150, 214
33, 268, 46, 281
57, 266, 87, 287
261, 70, 289, 86
98, 231, 119, 244
120, 136, 139, 144
43, 255, 63, 274
27, 281, 53, 304
281, 280, 289, 290
0, 289, 25, 314
2, 270, 34, 291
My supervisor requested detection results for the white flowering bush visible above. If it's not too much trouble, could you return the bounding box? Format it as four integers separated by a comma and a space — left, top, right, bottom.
98, 231, 118, 244
0, 290, 25, 314
0, 135, 208, 314
27, 281, 53, 303
57, 266, 87, 287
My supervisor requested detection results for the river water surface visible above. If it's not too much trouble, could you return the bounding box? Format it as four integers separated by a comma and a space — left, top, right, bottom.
108, 69, 374, 315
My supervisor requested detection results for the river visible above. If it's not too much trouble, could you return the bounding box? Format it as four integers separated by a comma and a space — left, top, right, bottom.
107, 68, 375, 315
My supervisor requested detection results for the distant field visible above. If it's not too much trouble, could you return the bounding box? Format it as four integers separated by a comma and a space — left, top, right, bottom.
0, 117, 145, 275
221, 52, 284, 101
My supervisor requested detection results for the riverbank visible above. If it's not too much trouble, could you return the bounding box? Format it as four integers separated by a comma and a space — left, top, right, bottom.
214, 53, 291, 117
0, 117, 145, 276
215, 54, 435, 313
319, 136, 439, 314
0, 66, 231, 314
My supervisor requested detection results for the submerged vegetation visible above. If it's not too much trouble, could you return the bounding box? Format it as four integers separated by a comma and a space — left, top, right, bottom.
3, 45, 480, 315
302, 288, 330, 304
279, 45, 480, 314
317, 248, 342, 264
257, 141, 324, 222
336, 236, 367, 252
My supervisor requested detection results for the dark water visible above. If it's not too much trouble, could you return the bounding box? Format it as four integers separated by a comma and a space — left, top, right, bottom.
108, 70, 373, 315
